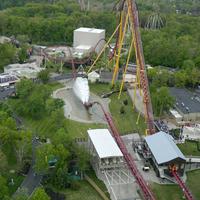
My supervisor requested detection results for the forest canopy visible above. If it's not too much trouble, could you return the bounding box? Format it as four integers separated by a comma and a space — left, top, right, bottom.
0, 0, 200, 69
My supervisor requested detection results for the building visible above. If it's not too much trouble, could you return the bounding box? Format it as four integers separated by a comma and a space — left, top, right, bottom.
4, 62, 45, 79
74, 45, 92, 54
124, 74, 136, 83
73, 27, 105, 54
88, 129, 124, 176
170, 87, 200, 121
0, 73, 19, 87
144, 132, 186, 180
88, 129, 138, 200
169, 109, 183, 123
88, 71, 100, 83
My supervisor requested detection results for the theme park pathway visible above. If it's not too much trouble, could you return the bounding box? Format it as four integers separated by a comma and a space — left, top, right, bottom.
53, 80, 110, 124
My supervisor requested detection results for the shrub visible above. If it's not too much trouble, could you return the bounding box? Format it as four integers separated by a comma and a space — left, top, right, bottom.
120, 106, 125, 114
123, 99, 128, 105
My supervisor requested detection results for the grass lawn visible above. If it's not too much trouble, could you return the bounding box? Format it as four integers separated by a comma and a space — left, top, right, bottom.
90, 83, 147, 135
178, 140, 200, 156
24, 117, 106, 139
187, 170, 200, 199
152, 183, 183, 200
86, 169, 110, 198
152, 170, 200, 200
46, 168, 110, 200
63, 180, 103, 200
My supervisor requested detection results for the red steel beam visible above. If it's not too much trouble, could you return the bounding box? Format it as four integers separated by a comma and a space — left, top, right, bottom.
93, 102, 156, 200
172, 171, 194, 200
127, 0, 155, 134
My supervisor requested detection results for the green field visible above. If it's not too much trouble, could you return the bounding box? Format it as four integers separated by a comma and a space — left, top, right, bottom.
152, 170, 200, 200
187, 170, 200, 199
87, 170, 110, 198
63, 170, 110, 200
90, 83, 147, 135
63, 180, 103, 200
178, 141, 200, 156
24, 117, 106, 139
152, 183, 183, 200
23, 82, 146, 140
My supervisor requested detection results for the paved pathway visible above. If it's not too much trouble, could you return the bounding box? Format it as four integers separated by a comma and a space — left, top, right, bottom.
14, 138, 42, 196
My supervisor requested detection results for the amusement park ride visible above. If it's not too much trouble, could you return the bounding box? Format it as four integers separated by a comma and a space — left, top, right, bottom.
74, 0, 195, 199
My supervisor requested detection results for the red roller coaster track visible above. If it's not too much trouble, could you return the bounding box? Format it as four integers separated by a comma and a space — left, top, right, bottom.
90, 102, 156, 200
86, 0, 195, 198
172, 171, 194, 200
89, 102, 195, 200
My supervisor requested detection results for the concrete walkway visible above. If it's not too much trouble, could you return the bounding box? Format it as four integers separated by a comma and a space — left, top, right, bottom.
53, 80, 110, 124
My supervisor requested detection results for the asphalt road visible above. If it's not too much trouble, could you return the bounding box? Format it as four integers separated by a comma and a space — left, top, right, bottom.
0, 72, 115, 100
15, 138, 42, 196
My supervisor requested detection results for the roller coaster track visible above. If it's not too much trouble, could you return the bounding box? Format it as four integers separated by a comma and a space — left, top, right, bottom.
91, 101, 195, 200
90, 102, 156, 200
171, 171, 194, 200
127, 0, 155, 134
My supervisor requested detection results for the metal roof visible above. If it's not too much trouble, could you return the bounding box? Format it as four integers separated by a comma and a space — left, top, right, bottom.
75, 27, 105, 34
145, 131, 186, 165
169, 87, 200, 114
88, 129, 123, 159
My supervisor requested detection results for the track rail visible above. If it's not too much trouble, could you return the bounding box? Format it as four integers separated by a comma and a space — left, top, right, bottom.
171, 171, 194, 200
127, 0, 155, 134
91, 102, 156, 200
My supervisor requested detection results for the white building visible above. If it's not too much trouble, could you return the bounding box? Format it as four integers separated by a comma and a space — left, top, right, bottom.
73, 27, 105, 54
4, 62, 45, 79
88, 129, 138, 200
88, 71, 100, 83
88, 129, 124, 175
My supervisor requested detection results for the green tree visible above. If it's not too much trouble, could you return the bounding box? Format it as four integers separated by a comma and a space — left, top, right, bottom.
151, 86, 175, 116
0, 111, 18, 147
0, 43, 16, 71
182, 59, 195, 69
14, 130, 32, 165
18, 45, 28, 63
37, 70, 50, 84
30, 187, 50, 200
52, 128, 71, 148
51, 167, 68, 189
0, 175, 9, 200
76, 146, 90, 179
16, 79, 34, 100
187, 68, 200, 88
13, 187, 28, 200
174, 71, 187, 88
34, 144, 55, 174
0, 150, 8, 172
45, 98, 64, 114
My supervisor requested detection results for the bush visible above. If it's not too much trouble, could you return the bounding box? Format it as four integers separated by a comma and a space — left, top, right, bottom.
70, 180, 80, 191
123, 99, 128, 105
120, 106, 125, 114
